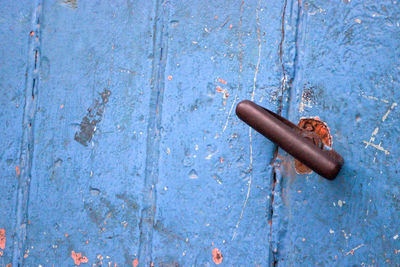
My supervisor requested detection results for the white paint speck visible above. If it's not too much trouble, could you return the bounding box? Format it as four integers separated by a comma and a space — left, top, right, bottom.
355, 18, 362, 24
338, 200, 343, 207
394, 234, 399, 240
164, 186, 168, 191
330, 229, 335, 234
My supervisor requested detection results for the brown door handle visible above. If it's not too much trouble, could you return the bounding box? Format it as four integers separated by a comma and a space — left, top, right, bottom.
236, 100, 344, 180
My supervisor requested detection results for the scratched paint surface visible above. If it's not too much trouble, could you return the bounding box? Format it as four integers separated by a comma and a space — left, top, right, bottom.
0, 0, 399, 266
275, 0, 400, 266
0, 0, 33, 264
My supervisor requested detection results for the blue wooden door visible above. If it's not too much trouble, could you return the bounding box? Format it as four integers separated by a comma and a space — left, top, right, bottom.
0, 0, 399, 266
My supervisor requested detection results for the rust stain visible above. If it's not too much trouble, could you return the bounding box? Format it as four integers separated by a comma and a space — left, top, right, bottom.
15, 166, 20, 177
132, 258, 139, 267
218, 78, 227, 84
0, 229, 5, 249
212, 248, 223, 264
294, 117, 332, 174
71, 251, 88, 265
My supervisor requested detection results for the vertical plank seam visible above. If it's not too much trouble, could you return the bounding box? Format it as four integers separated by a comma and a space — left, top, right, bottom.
269, 0, 304, 266
12, 0, 43, 266
138, 0, 169, 265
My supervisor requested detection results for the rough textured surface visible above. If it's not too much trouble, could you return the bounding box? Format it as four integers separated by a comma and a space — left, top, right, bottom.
0, 0, 399, 266
277, 0, 400, 266
0, 0, 33, 265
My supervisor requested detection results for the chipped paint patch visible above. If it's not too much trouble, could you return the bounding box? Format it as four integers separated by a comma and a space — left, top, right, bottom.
0, 229, 5, 249
15, 166, 20, 177
74, 89, 111, 146
294, 117, 332, 174
217, 78, 227, 84
61, 0, 78, 9
299, 85, 320, 112
212, 248, 223, 264
132, 258, 139, 267
345, 244, 364, 256
362, 141, 390, 155
71, 251, 88, 265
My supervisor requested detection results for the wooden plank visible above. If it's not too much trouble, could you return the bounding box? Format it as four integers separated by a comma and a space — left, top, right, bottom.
274, 0, 400, 265
0, 1, 33, 265
21, 1, 154, 266
152, 0, 286, 265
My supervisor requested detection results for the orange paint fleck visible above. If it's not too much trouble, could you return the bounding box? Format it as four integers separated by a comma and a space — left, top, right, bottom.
212, 248, 223, 265
60, 104, 64, 109
71, 251, 89, 265
6, 264, 11, 267
16, 166, 20, 177
30, 31, 34, 36
132, 258, 139, 267
0, 251, 3, 256
150, 262, 154, 267
0, 229, 5, 249
214, 15, 218, 19
211, 242, 214, 246
229, 24, 233, 30
217, 78, 227, 85
85, 240, 89, 244
64, 233, 69, 238
23, 253, 28, 258
216, 86, 224, 92
268, 220, 272, 226
220, 157, 223, 164
168, 75, 172, 80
